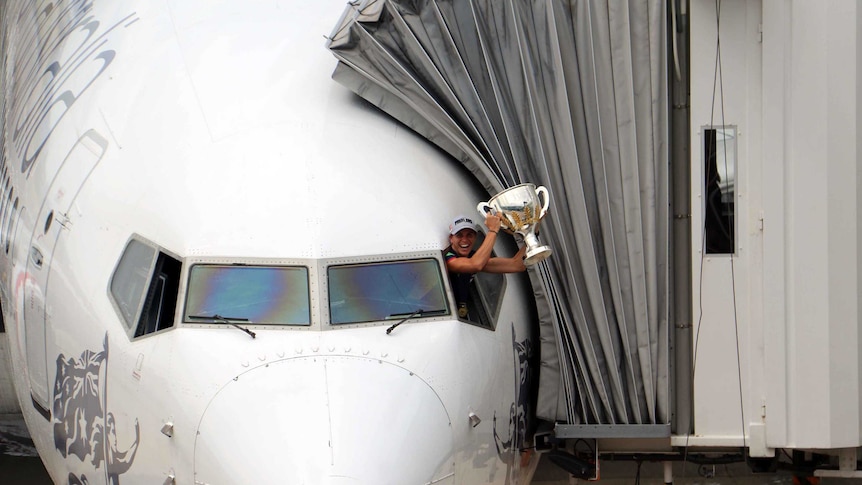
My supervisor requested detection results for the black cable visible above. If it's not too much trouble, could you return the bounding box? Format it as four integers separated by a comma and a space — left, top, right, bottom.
708, 0, 748, 453
690, 0, 748, 472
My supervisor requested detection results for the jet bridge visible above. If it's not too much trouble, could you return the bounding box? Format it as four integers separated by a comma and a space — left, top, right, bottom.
327, 0, 670, 434
326, 0, 862, 473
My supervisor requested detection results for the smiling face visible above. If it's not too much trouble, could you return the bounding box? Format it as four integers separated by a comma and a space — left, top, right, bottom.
449, 228, 477, 257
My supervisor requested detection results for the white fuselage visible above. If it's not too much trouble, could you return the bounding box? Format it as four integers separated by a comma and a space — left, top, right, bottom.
0, 1, 535, 484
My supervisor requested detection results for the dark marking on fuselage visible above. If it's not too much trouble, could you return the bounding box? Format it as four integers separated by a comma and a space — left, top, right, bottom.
492, 324, 533, 480
5, 0, 136, 176
53, 334, 139, 485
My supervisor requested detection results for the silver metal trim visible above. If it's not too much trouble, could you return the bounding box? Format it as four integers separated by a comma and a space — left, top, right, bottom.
554, 424, 671, 439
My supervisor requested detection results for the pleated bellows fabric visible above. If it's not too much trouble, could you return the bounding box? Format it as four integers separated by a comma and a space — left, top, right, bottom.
328, 0, 669, 426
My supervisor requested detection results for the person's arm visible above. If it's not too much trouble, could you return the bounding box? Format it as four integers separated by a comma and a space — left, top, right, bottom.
483, 244, 527, 273
446, 214, 502, 274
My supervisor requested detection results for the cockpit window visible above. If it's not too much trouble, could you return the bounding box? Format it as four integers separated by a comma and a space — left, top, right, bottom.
183, 265, 310, 325
327, 258, 449, 325
110, 239, 156, 329
110, 238, 181, 337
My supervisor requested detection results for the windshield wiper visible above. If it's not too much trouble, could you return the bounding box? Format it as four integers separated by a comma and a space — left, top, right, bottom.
385, 309, 446, 335
188, 314, 256, 339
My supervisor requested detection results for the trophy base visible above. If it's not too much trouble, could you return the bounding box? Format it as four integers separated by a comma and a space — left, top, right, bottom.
524, 246, 552, 266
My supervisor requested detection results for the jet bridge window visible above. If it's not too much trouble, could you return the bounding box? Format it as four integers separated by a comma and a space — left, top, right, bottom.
110, 239, 181, 337
183, 265, 311, 326
704, 126, 736, 254
327, 259, 449, 325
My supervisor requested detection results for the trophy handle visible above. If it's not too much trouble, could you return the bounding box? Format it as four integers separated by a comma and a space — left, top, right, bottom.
477, 202, 493, 218
535, 186, 550, 218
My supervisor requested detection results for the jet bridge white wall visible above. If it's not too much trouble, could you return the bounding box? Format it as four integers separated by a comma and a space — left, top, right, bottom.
688, 0, 861, 451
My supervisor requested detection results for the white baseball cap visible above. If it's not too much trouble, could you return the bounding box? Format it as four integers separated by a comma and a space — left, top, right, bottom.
449, 215, 477, 235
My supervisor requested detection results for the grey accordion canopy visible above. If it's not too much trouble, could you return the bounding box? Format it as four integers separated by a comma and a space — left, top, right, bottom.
327, 0, 669, 426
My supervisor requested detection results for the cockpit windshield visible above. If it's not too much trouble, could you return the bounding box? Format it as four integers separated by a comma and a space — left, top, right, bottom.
183, 265, 311, 325
328, 258, 449, 325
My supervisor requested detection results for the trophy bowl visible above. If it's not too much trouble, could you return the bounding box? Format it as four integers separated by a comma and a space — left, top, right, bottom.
477, 183, 552, 266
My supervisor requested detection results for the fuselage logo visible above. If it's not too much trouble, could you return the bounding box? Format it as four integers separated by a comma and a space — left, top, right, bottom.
6, 0, 137, 176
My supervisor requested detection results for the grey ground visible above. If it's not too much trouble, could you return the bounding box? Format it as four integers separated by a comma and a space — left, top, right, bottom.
2, 414, 858, 485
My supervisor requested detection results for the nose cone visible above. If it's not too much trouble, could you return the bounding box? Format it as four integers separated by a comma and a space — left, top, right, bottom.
194, 356, 454, 485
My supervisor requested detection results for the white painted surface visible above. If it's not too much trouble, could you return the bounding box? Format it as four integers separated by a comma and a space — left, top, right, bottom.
0, 1, 535, 483
689, 0, 761, 444
690, 0, 862, 450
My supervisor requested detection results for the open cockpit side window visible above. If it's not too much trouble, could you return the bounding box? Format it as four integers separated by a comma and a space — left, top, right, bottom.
110, 238, 181, 338
446, 231, 506, 330
466, 270, 504, 329
136, 253, 181, 337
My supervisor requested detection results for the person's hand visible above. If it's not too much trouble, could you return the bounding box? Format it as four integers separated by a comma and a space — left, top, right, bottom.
484, 213, 502, 233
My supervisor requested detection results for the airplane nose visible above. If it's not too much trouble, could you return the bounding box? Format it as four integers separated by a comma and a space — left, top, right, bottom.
194, 356, 454, 485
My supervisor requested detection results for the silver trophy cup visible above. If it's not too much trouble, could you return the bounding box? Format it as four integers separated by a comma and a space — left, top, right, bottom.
477, 183, 551, 266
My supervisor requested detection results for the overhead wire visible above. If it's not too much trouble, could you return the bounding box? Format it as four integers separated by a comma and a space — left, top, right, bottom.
685, 0, 748, 478
705, 0, 748, 455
